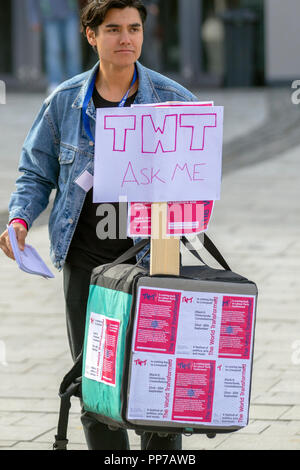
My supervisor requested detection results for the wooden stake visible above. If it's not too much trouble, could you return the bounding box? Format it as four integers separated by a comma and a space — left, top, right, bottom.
150, 203, 180, 276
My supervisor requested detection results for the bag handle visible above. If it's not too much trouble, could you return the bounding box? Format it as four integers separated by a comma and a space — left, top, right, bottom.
108, 234, 231, 272
109, 238, 150, 268
182, 234, 231, 271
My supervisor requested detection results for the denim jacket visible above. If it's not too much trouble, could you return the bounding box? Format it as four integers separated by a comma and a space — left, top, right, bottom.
9, 61, 198, 271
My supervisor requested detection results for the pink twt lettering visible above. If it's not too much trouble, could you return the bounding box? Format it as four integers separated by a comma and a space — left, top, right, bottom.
104, 115, 136, 152
179, 114, 217, 151
141, 114, 178, 154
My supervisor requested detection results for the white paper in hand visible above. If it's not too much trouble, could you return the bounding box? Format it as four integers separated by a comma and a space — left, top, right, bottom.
7, 225, 55, 279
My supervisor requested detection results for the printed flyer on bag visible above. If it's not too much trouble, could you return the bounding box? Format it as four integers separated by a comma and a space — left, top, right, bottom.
127, 287, 256, 427
85, 313, 120, 387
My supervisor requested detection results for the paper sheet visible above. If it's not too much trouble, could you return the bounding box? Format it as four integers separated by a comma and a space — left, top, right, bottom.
7, 225, 54, 279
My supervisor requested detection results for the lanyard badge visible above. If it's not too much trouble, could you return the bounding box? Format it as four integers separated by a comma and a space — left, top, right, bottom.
82, 66, 138, 144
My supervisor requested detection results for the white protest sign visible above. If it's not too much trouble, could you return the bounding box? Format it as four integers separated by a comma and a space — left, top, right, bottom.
93, 106, 224, 203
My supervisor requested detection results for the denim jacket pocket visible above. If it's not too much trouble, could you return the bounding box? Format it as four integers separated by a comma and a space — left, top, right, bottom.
59, 146, 76, 165
58, 146, 76, 185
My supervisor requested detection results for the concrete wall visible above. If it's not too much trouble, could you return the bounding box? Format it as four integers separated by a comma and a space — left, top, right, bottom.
265, 0, 300, 83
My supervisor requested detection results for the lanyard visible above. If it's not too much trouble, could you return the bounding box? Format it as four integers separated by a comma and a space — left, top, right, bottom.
82, 65, 138, 143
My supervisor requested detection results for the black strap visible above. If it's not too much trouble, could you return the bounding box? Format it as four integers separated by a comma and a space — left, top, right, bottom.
182, 234, 231, 271
110, 238, 150, 267
53, 354, 83, 451
204, 234, 231, 271
109, 235, 230, 271
53, 379, 81, 450
181, 238, 207, 266
105, 235, 230, 271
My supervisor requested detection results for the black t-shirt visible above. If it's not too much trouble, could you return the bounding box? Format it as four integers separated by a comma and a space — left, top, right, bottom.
66, 87, 138, 271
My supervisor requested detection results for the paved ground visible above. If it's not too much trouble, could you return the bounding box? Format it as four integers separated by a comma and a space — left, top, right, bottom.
0, 87, 300, 450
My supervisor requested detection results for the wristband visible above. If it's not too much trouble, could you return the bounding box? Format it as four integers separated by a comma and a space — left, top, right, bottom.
9, 219, 28, 230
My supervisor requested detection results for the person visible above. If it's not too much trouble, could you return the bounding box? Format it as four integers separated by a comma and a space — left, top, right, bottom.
26, 0, 82, 94
0, 0, 198, 450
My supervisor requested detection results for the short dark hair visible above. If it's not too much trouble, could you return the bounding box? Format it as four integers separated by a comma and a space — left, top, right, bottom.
80, 0, 147, 36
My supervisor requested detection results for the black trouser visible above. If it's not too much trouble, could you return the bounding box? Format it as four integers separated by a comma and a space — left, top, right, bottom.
63, 262, 182, 451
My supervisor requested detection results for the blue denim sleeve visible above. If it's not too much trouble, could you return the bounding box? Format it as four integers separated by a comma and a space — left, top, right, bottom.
8, 102, 60, 230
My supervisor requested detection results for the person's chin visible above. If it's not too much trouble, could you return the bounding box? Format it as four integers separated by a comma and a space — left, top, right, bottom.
114, 54, 137, 66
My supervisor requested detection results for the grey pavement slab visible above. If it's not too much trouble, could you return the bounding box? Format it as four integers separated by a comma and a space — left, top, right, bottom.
0, 89, 300, 450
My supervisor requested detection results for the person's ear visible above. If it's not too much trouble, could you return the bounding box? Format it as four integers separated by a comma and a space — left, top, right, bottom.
86, 27, 97, 47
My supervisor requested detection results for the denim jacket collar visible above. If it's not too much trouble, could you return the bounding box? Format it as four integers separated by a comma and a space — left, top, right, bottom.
72, 61, 160, 121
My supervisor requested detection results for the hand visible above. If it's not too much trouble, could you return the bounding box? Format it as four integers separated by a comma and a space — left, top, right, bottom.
0, 223, 28, 261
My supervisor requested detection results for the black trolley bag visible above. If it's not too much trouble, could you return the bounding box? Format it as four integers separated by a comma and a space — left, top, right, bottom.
53, 235, 258, 450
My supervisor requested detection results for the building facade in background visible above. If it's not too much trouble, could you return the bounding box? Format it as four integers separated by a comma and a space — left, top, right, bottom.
0, 0, 299, 90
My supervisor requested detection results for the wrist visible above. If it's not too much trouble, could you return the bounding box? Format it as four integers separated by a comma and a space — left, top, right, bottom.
9, 219, 28, 230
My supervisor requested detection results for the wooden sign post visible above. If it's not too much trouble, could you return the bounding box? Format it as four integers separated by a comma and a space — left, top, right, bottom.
150, 202, 180, 276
